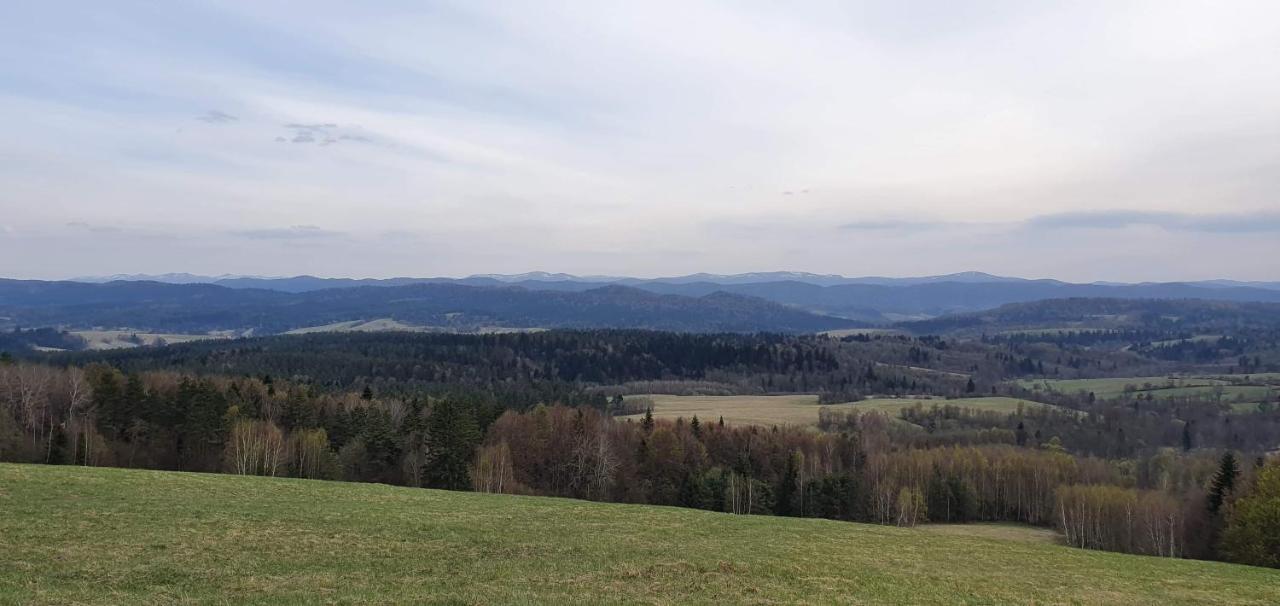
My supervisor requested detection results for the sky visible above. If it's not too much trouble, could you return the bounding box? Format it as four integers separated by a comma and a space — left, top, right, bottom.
2, 1, 1278, 282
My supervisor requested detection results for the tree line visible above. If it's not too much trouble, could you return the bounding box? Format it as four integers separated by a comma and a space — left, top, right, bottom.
2, 355, 1277, 569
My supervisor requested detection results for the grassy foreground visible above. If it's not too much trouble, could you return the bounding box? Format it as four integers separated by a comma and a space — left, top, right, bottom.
4, 464, 1280, 605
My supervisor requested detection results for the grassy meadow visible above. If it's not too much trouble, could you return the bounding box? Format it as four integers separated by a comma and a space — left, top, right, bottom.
4, 463, 1280, 605
623, 394, 1058, 428
849, 396, 1057, 416
621, 394, 838, 426
69, 330, 234, 350
1020, 376, 1276, 407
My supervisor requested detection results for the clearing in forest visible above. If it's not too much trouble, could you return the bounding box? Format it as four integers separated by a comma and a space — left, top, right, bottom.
851, 396, 1060, 416
620, 393, 841, 426
1020, 377, 1275, 404
622, 394, 1061, 428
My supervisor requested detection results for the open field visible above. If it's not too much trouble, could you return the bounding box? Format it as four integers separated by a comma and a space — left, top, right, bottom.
621, 394, 841, 426
1148, 385, 1275, 401
1020, 377, 1275, 404
623, 395, 1060, 428
285, 319, 548, 335
1202, 373, 1280, 385
851, 396, 1059, 416
285, 318, 431, 334
1019, 377, 1226, 399
3, 464, 1279, 605
819, 328, 906, 338
70, 330, 235, 350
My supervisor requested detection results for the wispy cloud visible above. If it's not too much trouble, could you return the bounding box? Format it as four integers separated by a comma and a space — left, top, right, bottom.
66, 221, 123, 233
3, 1, 1280, 280
273, 122, 372, 146
196, 109, 238, 124
1027, 211, 1280, 233
232, 225, 345, 240
839, 219, 947, 231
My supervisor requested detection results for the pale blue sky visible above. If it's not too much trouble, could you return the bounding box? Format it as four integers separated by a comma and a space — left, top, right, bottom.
2, 1, 1278, 281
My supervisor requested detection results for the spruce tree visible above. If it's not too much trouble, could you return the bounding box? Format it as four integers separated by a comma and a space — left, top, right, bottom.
641, 406, 655, 433
425, 399, 480, 490
1208, 451, 1240, 515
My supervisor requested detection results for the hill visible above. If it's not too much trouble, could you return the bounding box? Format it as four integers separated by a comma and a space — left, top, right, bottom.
0, 280, 859, 336
898, 298, 1280, 336
49, 273, 1280, 322
3, 463, 1278, 605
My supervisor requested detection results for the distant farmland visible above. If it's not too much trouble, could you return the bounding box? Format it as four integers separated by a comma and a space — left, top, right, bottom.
622, 394, 1059, 428
850, 396, 1060, 416
621, 394, 839, 426
1020, 376, 1277, 405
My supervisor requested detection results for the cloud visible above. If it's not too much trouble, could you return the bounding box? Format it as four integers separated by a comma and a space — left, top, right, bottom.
66, 221, 122, 233
276, 122, 372, 146
232, 225, 345, 239
4, 2, 1280, 280
1026, 211, 1280, 233
196, 110, 238, 123
839, 219, 947, 231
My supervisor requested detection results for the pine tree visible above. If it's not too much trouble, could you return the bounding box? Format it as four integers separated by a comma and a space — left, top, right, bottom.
690, 415, 701, 438
1208, 451, 1240, 515
425, 399, 480, 490
641, 406, 655, 433
775, 450, 801, 516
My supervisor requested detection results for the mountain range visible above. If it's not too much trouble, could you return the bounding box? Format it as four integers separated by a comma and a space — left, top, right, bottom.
0, 280, 860, 335
5, 271, 1278, 338
62, 271, 1280, 321
71, 270, 1280, 291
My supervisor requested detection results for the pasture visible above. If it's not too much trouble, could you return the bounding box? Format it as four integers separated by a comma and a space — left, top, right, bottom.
851, 396, 1059, 416
3, 464, 1279, 605
70, 329, 233, 350
1020, 377, 1275, 405
621, 394, 840, 426
622, 394, 1062, 428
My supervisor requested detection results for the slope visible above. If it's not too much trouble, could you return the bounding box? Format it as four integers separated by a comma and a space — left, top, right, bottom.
3, 464, 1278, 605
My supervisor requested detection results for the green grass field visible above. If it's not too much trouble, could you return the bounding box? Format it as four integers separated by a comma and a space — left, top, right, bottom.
1020, 377, 1275, 405
1019, 377, 1225, 399
621, 394, 842, 426
622, 395, 1058, 428
851, 396, 1057, 416
3, 464, 1279, 605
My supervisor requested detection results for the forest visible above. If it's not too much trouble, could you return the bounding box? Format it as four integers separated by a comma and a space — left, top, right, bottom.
2, 328, 1279, 569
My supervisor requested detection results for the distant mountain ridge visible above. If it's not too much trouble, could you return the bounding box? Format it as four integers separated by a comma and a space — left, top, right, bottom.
43, 271, 1280, 323
0, 279, 860, 335
68, 270, 1278, 291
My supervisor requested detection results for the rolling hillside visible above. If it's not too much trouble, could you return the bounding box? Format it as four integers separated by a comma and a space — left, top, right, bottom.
0, 280, 859, 335
3, 464, 1279, 605
42, 272, 1280, 322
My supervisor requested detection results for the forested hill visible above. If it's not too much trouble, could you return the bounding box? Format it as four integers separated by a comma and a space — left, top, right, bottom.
0, 279, 859, 334
43, 273, 1280, 322
898, 298, 1280, 336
